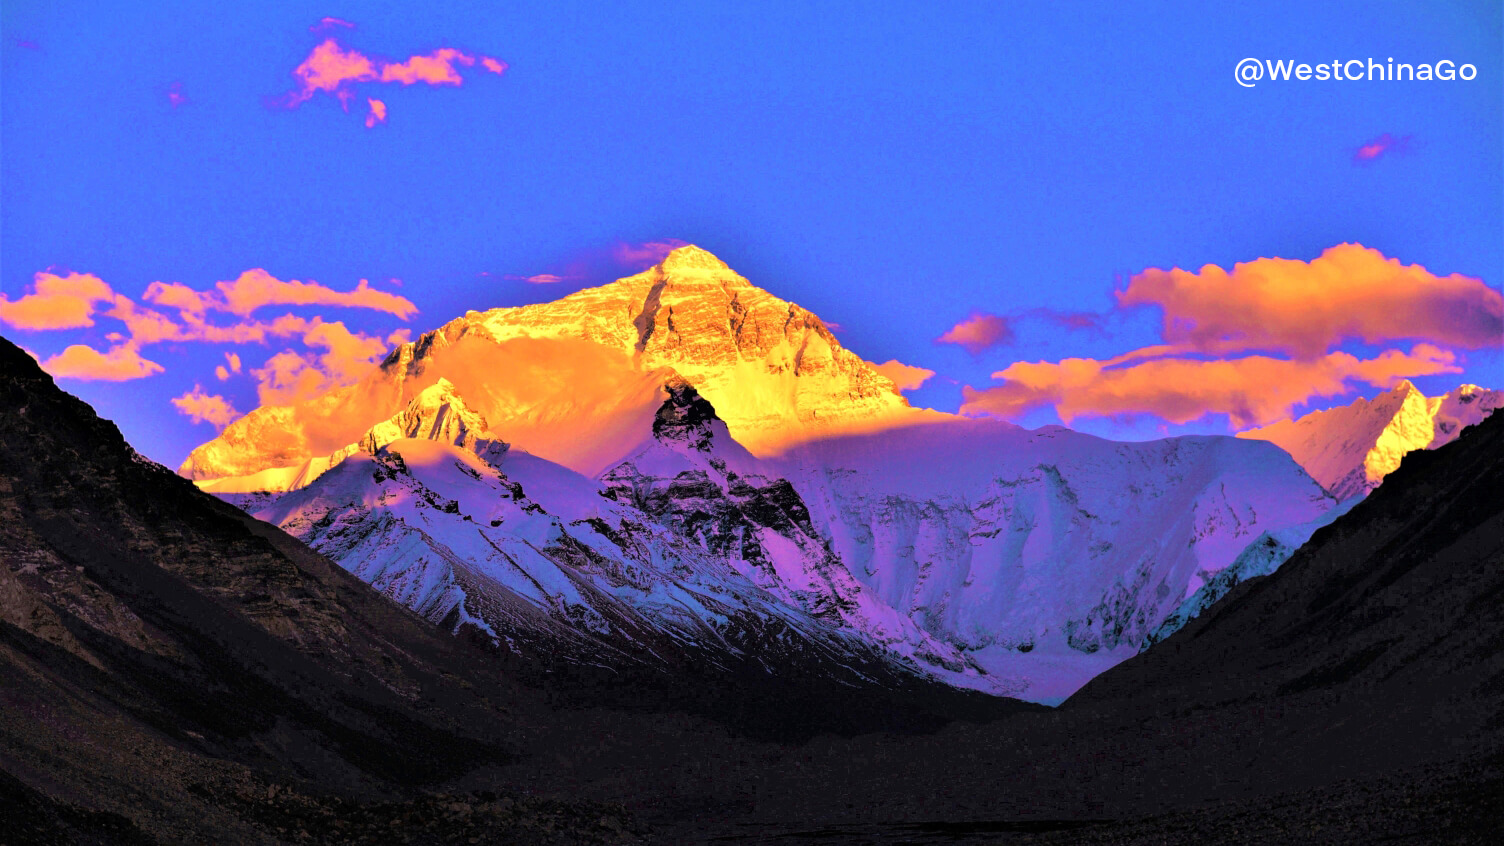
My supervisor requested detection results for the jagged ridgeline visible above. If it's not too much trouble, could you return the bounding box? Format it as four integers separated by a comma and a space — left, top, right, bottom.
184, 246, 1362, 703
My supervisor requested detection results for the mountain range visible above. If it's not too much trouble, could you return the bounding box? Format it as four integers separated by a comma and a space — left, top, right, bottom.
4, 326, 1501, 843
183, 247, 1372, 703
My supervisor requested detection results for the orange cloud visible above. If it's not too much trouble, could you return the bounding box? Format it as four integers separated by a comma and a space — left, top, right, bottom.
1118, 243, 1502, 359
481, 57, 507, 74
215, 351, 243, 381
936, 312, 1013, 354
103, 298, 184, 345
380, 48, 474, 86
144, 269, 417, 319
873, 360, 936, 392
365, 97, 387, 128
963, 345, 1462, 428
0, 271, 118, 330
41, 343, 164, 381
172, 386, 241, 429
251, 319, 388, 405
283, 38, 379, 107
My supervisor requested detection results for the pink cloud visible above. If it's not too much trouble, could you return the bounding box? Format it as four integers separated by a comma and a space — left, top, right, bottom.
1353, 133, 1411, 164
172, 386, 241, 429
365, 97, 387, 128
613, 239, 690, 267
873, 360, 936, 392
41, 343, 164, 382
277, 33, 506, 122
0, 271, 119, 330
936, 312, 1013, 355
1117, 243, 1503, 358
144, 269, 417, 319
311, 17, 356, 33
166, 81, 188, 108
962, 345, 1461, 428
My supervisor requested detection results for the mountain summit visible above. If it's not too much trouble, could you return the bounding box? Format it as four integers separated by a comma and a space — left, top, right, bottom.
183, 245, 930, 488
1239, 380, 1501, 499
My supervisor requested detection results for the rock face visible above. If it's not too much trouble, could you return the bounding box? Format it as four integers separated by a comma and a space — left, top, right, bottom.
1239, 380, 1501, 500
182, 245, 930, 486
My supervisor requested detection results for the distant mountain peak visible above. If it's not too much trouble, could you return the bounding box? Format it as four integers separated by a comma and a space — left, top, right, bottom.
1239, 382, 1501, 499
357, 376, 502, 459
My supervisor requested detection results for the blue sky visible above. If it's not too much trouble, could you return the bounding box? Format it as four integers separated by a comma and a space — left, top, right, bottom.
2, 0, 1500, 466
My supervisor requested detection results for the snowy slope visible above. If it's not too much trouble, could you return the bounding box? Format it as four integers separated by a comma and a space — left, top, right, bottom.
1142, 496, 1361, 650
1239, 381, 1501, 500
769, 421, 1334, 701
189, 245, 1345, 702
256, 380, 1009, 693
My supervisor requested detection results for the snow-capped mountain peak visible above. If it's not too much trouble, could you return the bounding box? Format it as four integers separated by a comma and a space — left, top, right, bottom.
356, 376, 502, 459
183, 246, 934, 488
1239, 381, 1500, 499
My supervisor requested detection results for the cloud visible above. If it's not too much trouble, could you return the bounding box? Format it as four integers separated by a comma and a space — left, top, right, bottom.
215, 351, 242, 381
103, 298, 184, 345
613, 240, 689, 267
251, 319, 389, 405
166, 81, 187, 108
41, 343, 164, 381
1353, 132, 1411, 164
365, 97, 387, 128
379, 48, 474, 86
523, 274, 568, 284
144, 269, 417, 319
873, 360, 936, 392
962, 345, 1461, 428
1117, 244, 1502, 359
936, 312, 1013, 354
311, 17, 355, 33
277, 34, 506, 121
0, 271, 118, 330
172, 386, 241, 429
282, 38, 379, 108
